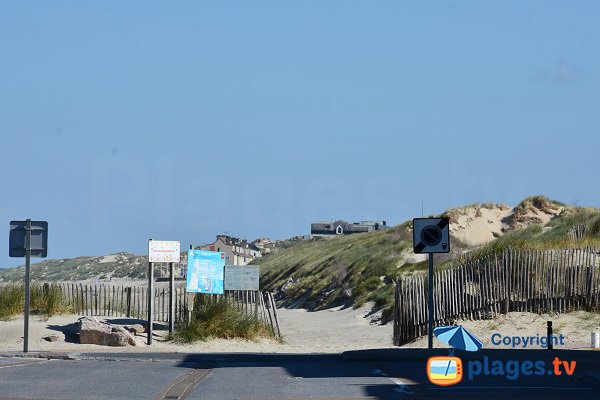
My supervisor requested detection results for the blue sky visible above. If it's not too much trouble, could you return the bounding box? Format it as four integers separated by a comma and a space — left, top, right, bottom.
1, 1, 599, 268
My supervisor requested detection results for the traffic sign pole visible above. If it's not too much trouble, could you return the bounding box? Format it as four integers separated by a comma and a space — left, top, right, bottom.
9, 219, 48, 353
412, 218, 450, 350
147, 238, 154, 345
24, 219, 31, 353
169, 262, 175, 334
428, 252, 434, 349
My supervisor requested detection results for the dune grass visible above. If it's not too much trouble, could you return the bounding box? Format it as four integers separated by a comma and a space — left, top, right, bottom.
174, 295, 278, 342
467, 208, 600, 260
256, 224, 413, 314
256, 202, 600, 325
0, 283, 70, 320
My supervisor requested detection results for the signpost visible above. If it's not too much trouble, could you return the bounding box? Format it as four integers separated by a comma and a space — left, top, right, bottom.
148, 240, 180, 263
224, 265, 260, 291
186, 250, 225, 294
9, 220, 48, 353
413, 218, 450, 349
225, 265, 260, 316
147, 240, 181, 344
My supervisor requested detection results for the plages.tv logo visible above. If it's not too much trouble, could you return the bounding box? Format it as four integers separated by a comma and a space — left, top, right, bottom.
426, 326, 577, 386
426, 355, 463, 386
426, 325, 482, 386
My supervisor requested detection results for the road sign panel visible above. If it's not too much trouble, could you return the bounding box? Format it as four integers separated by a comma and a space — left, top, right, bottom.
413, 218, 450, 254
9, 220, 48, 258
148, 240, 181, 263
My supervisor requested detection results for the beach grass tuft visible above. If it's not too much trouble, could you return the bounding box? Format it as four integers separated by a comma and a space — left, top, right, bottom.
174, 295, 278, 342
0, 283, 70, 320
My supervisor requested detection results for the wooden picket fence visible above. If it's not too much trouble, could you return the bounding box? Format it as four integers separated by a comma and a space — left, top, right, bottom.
393, 247, 600, 345
50, 283, 281, 337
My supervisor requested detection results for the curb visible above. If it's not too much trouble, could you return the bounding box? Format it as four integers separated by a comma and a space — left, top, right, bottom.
0, 352, 78, 361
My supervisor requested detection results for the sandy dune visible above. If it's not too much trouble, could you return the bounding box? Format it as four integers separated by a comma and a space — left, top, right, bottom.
449, 206, 513, 247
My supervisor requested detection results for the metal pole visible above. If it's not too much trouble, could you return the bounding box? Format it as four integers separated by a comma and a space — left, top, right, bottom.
148, 239, 154, 345
428, 252, 434, 349
23, 219, 31, 353
187, 245, 193, 324
169, 262, 175, 334
547, 321, 553, 350
147, 261, 154, 345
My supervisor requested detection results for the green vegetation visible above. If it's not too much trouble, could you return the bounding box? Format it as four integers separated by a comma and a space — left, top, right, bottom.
256, 223, 415, 320
2, 195, 599, 328
0, 283, 70, 320
0, 253, 148, 283
470, 208, 600, 259
516, 195, 565, 209
257, 198, 600, 324
174, 296, 277, 342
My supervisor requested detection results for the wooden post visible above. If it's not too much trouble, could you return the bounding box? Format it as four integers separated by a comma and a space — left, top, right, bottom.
254, 290, 259, 318
126, 287, 132, 317
72, 284, 77, 315
84, 284, 88, 316
268, 292, 281, 338
187, 293, 194, 325
263, 292, 274, 333
505, 247, 511, 313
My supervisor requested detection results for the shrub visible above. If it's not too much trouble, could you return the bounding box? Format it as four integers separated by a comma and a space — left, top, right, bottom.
588, 216, 600, 237
174, 295, 277, 342
0, 283, 69, 320
0, 285, 24, 320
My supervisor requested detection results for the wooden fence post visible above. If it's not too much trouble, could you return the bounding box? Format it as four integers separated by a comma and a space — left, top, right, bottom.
126, 287, 132, 318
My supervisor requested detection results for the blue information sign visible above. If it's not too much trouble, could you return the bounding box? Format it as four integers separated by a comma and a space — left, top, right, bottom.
185, 250, 225, 294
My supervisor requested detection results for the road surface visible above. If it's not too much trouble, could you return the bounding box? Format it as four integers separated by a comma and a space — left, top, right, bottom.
0, 350, 598, 399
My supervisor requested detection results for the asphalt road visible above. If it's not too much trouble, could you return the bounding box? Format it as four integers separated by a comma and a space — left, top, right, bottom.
0, 351, 598, 400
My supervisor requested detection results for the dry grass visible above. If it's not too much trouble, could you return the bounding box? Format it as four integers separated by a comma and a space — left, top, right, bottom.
0, 283, 70, 320
257, 224, 413, 314
174, 296, 278, 342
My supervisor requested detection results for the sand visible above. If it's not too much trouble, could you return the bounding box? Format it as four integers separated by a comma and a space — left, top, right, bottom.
403, 311, 600, 350
0, 304, 393, 354
449, 206, 513, 247
448, 203, 566, 248
1, 305, 599, 354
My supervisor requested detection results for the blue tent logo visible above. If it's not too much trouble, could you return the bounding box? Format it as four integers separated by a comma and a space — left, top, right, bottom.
433, 325, 483, 352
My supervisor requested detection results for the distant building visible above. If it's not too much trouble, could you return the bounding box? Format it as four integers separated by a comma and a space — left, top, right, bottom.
310, 220, 388, 237
198, 235, 262, 265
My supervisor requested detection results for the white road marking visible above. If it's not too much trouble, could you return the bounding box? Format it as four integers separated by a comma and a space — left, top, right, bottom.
390, 378, 414, 395
0, 359, 49, 370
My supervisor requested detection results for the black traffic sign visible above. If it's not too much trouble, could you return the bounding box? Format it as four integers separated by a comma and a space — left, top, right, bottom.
9, 220, 48, 258
413, 218, 450, 254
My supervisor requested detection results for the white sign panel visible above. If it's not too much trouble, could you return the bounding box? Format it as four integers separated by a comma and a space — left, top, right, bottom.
224, 265, 260, 291
148, 240, 181, 263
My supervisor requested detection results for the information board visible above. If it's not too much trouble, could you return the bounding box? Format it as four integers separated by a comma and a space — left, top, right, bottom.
148, 240, 181, 263
224, 265, 260, 291
186, 250, 225, 294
